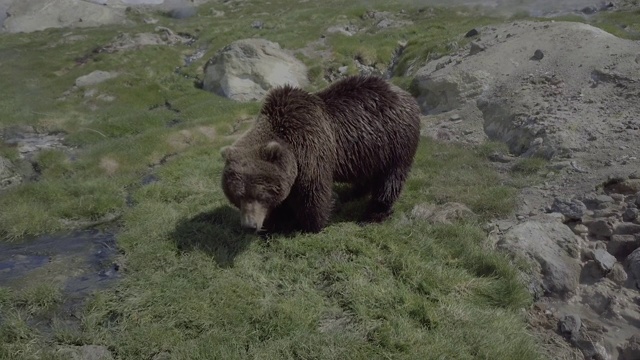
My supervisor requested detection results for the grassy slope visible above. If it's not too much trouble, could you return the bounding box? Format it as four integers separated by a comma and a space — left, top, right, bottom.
2, 0, 636, 358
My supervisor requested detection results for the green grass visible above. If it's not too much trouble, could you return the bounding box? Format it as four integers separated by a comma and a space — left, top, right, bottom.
510, 157, 549, 176
5, 0, 635, 357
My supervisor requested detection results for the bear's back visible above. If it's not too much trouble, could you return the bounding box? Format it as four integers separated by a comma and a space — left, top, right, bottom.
317, 75, 421, 180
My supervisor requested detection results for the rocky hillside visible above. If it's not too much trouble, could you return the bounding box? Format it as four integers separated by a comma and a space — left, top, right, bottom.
413, 18, 640, 360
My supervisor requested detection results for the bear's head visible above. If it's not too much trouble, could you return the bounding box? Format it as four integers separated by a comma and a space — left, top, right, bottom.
220, 141, 298, 232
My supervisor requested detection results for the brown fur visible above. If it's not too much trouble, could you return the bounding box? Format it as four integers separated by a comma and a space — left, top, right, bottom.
221, 75, 421, 234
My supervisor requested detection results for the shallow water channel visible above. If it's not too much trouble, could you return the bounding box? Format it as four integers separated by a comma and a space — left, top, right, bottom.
0, 228, 121, 302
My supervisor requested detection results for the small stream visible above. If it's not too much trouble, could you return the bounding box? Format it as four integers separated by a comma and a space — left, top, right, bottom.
0, 228, 121, 300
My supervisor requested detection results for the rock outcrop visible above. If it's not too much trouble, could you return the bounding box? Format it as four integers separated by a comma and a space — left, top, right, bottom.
413, 21, 640, 161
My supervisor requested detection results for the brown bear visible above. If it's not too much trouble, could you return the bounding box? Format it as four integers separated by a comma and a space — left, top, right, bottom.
220, 75, 421, 234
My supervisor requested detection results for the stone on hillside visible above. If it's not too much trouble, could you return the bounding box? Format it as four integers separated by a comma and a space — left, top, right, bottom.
623, 208, 639, 222
558, 314, 581, 341
550, 197, 587, 220
620, 334, 640, 360
469, 42, 486, 55
326, 24, 358, 36
0, 156, 22, 189
582, 194, 615, 210
56, 345, 114, 360
584, 219, 614, 238
580, 260, 606, 283
167, 7, 196, 19
627, 248, 640, 286
606, 263, 628, 285
75, 71, 119, 87
605, 179, 640, 195
3, 0, 125, 33
614, 223, 640, 236
464, 28, 479, 37
203, 38, 309, 102
593, 249, 616, 272
412, 68, 490, 114
607, 235, 640, 258
498, 221, 581, 299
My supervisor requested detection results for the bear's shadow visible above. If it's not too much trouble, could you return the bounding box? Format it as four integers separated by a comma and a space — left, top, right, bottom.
170, 205, 259, 268
171, 185, 370, 266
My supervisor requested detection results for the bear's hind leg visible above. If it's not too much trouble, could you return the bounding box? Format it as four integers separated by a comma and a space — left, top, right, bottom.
362, 167, 409, 224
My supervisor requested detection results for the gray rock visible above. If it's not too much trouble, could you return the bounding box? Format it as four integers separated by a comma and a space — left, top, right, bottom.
551, 197, 587, 220
152, 352, 172, 360
558, 314, 581, 340
614, 223, 640, 235
596, 195, 615, 204
56, 345, 114, 360
607, 235, 640, 258
581, 260, 605, 283
606, 263, 628, 285
326, 24, 358, 37
251, 20, 263, 29
0, 156, 22, 189
3, 0, 126, 33
412, 68, 490, 114
75, 70, 119, 87
531, 49, 544, 60
611, 193, 626, 202
571, 223, 589, 236
592, 208, 620, 218
203, 38, 309, 102
627, 248, 640, 286
498, 221, 581, 298
585, 219, 614, 237
469, 41, 486, 55
582, 194, 614, 210
168, 7, 197, 19
465, 28, 479, 37
620, 334, 640, 360
593, 249, 616, 272
580, 342, 611, 360
565, 322, 612, 360
606, 179, 640, 195
636, 192, 640, 207
623, 208, 639, 222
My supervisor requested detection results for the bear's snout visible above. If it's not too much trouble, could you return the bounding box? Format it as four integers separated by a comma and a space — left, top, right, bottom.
240, 201, 268, 232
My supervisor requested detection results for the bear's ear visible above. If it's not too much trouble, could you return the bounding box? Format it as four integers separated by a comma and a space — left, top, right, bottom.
220, 145, 235, 160
260, 141, 284, 163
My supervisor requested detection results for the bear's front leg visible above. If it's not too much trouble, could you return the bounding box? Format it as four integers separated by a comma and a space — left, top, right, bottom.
290, 175, 334, 233
262, 201, 299, 235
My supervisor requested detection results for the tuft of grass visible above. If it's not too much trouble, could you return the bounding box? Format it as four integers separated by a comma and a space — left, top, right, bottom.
590, 9, 640, 40
10, 285, 63, 316
476, 140, 511, 159
510, 157, 548, 176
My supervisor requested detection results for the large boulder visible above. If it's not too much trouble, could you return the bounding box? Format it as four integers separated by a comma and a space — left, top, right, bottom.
0, 0, 213, 33
202, 38, 310, 102
411, 21, 640, 160
498, 220, 581, 299
2, 0, 126, 33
